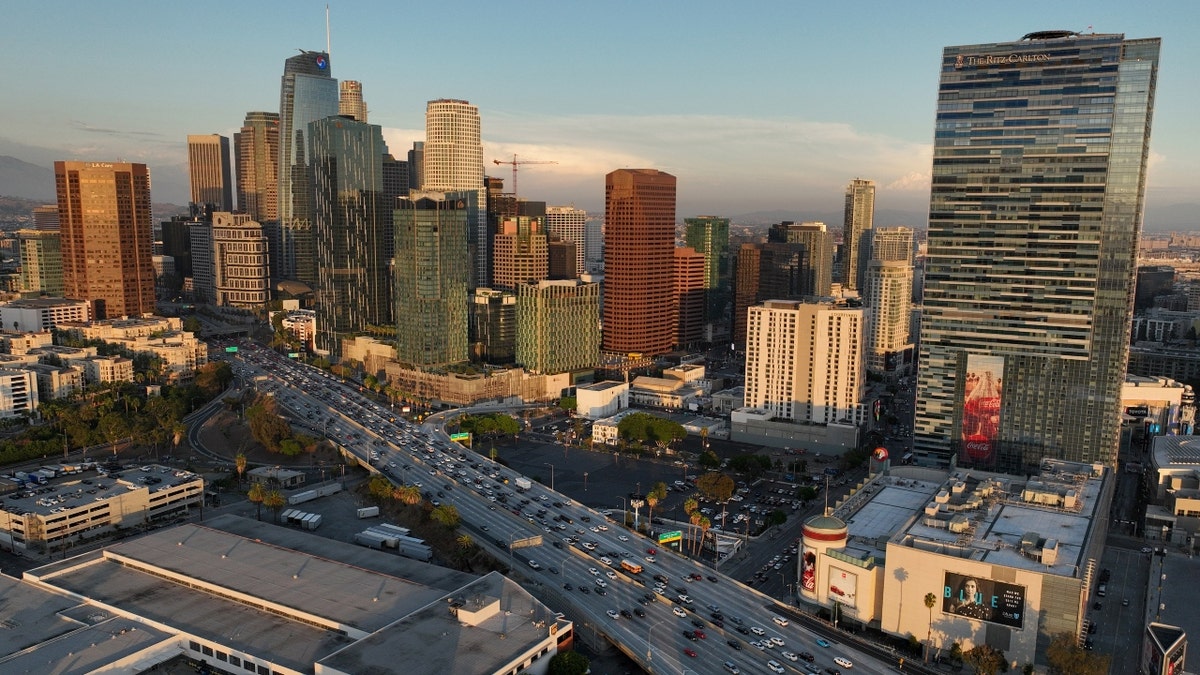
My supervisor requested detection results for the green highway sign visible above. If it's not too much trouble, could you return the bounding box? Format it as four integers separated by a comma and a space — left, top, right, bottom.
658, 530, 682, 544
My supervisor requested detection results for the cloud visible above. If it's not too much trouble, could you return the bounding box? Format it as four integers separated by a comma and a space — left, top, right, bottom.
71, 120, 165, 139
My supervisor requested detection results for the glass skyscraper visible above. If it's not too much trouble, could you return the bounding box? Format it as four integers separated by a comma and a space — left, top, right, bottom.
278, 50, 338, 286
913, 32, 1160, 471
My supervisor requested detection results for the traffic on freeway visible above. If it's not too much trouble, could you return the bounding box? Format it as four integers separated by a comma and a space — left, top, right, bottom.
220, 342, 883, 675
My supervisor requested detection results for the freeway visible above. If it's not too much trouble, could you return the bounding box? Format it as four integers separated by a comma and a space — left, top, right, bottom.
220, 343, 890, 675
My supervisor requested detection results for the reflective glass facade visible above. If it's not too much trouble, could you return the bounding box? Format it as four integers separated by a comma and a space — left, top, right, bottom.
914, 33, 1160, 471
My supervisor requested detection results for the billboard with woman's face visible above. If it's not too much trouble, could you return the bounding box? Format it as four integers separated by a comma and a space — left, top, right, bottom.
943, 571, 1026, 629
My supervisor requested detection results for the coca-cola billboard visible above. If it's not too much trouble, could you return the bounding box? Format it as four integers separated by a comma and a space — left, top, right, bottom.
959, 354, 1004, 465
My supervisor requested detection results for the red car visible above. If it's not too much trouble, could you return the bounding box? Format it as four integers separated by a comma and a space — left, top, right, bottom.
694, 629, 707, 640
647, 548, 658, 555
683, 648, 697, 658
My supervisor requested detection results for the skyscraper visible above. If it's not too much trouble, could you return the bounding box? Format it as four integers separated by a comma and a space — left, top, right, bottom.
862, 260, 913, 377
32, 205, 59, 231
278, 50, 338, 285
423, 99, 485, 287
914, 31, 1161, 470
768, 221, 832, 296
234, 112, 280, 223
394, 192, 470, 367
841, 179, 875, 292
210, 212, 270, 309
516, 279, 601, 375
491, 216, 548, 290
603, 169, 676, 356
546, 206, 588, 276
684, 216, 732, 332
868, 226, 914, 266
55, 161, 155, 319
673, 246, 706, 348
186, 135, 233, 213
339, 80, 367, 122
310, 116, 393, 356
16, 229, 63, 297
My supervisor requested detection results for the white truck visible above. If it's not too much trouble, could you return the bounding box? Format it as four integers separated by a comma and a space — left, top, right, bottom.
514, 477, 532, 491
357, 506, 380, 518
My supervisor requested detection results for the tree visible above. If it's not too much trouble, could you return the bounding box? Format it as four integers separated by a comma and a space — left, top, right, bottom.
923, 592, 937, 662
235, 453, 247, 485
98, 412, 130, 454
431, 504, 461, 529
547, 650, 589, 675
1046, 633, 1110, 675
393, 484, 421, 505
247, 483, 265, 521
963, 645, 1007, 675
646, 482, 667, 527
689, 511, 703, 555
695, 472, 735, 502
263, 489, 286, 523
368, 475, 394, 500
697, 515, 711, 557
698, 450, 720, 468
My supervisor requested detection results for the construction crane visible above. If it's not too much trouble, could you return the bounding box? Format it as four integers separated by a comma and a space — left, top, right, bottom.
492, 154, 557, 200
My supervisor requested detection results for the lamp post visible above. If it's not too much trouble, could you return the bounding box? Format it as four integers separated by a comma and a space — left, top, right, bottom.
617, 496, 628, 525
646, 619, 669, 662
584, 472, 588, 492
544, 462, 555, 492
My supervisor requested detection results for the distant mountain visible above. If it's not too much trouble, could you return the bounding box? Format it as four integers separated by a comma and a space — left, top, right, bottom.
0, 156, 55, 201
730, 208, 928, 232
1144, 201, 1199, 232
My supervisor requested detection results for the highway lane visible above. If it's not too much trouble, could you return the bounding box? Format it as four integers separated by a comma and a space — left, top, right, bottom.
220, 344, 888, 675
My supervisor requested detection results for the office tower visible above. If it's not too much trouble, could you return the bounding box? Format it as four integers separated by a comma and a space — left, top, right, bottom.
684, 216, 732, 329
841, 179, 875, 291
584, 220, 604, 273
208, 212, 270, 308
407, 141, 424, 191
768, 221, 832, 296
1135, 265, 1175, 311
914, 31, 1160, 470
603, 169, 676, 355
744, 300, 866, 425
469, 288, 517, 364
234, 112, 280, 223
394, 192, 470, 367
310, 116, 393, 355
486, 178, 547, 288
186, 135, 233, 213
546, 206, 588, 276
491, 216, 548, 290
868, 226, 914, 265
339, 80, 367, 122
516, 279, 601, 375
32, 205, 59, 231
54, 161, 155, 320
674, 247, 706, 348
732, 241, 819, 345
547, 239, 578, 279
278, 49, 339, 285
381, 154, 409, 202
188, 222, 214, 303
160, 216, 196, 281
423, 99, 485, 287
16, 229, 63, 296
862, 260, 913, 376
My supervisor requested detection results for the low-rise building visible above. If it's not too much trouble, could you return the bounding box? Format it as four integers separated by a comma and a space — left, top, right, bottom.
25, 362, 84, 400
591, 409, 640, 445
246, 466, 306, 489
0, 368, 37, 418
0, 330, 54, 354
67, 354, 134, 385
710, 386, 744, 415
0, 297, 89, 331
279, 308, 317, 352
575, 380, 629, 419
59, 316, 205, 381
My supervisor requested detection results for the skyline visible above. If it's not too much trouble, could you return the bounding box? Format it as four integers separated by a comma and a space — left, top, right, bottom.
2, 1, 1198, 227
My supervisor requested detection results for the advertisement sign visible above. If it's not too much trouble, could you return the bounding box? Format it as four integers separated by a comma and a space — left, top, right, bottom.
800, 545, 818, 597
942, 571, 1025, 629
959, 354, 1004, 465
827, 566, 858, 609
1126, 406, 1150, 417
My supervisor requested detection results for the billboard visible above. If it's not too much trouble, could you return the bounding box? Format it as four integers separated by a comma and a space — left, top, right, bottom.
942, 571, 1026, 629
827, 566, 858, 609
800, 545, 818, 598
959, 353, 1004, 465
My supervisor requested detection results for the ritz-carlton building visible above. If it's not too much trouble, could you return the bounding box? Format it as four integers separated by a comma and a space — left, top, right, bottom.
914, 31, 1161, 472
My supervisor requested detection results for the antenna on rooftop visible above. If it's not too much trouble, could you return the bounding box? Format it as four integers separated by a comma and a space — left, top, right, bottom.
325, 4, 331, 55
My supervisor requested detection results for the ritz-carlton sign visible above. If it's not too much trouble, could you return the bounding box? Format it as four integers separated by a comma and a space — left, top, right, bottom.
956, 53, 1050, 68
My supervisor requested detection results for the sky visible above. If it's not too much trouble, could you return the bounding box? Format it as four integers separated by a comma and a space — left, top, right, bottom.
2, 0, 1198, 225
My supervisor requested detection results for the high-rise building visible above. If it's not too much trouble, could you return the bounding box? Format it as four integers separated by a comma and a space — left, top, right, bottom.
338, 80, 367, 122
603, 169, 676, 356
914, 31, 1161, 470
186, 135, 233, 214
841, 179, 875, 292
584, 219, 604, 274
733, 239, 822, 345
407, 141, 424, 191
423, 99, 485, 287
684, 216, 732, 332
310, 116, 393, 356
868, 226, 914, 266
188, 222, 214, 303
547, 239, 578, 280
16, 229, 63, 297
516, 279, 601, 375
54, 161, 155, 320
673, 246, 706, 348
278, 50, 338, 285
234, 112, 280, 223
768, 221, 832, 296
32, 205, 59, 231
546, 206, 588, 276
744, 300, 867, 426
210, 212, 270, 309
394, 192, 470, 367
491, 216, 548, 291
862, 260, 913, 377
469, 288, 517, 364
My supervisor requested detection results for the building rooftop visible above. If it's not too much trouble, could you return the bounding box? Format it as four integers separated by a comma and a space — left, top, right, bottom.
577, 380, 627, 392
1152, 435, 1200, 468
3, 297, 88, 309
0, 464, 197, 518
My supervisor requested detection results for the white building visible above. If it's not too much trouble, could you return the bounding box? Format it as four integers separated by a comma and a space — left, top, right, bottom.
279, 309, 317, 351
0, 369, 37, 418
0, 297, 89, 332
592, 409, 640, 445
862, 260, 914, 377
211, 211, 270, 308
546, 206, 587, 276
575, 380, 629, 419
744, 300, 867, 426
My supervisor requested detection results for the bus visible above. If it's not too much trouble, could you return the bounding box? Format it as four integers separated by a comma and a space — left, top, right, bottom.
620, 559, 643, 575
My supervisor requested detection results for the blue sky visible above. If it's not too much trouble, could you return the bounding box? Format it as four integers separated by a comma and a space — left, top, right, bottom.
2, 0, 1197, 224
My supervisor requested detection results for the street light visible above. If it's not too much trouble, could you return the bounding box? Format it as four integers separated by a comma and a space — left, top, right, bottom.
617, 496, 627, 524
544, 462, 555, 492
646, 619, 669, 662
584, 472, 588, 492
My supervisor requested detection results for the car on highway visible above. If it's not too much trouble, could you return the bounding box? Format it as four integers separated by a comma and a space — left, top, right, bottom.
599, 556, 613, 565
769, 636, 784, 647
677, 594, 692, 604
645, 555, 656, 563
708, 575, 719, 583
767, 661, 785, 674
750, 641, 765, 650
588, 567, 600, 576
780, 651, 798, 661
798, 651, 815, 662
683, 630, 698, 641
606, 610, 619, 620
750, 626, 766, 636
683, 648, 697, 658
816, 638, 831, 648
620, 609, 633, 619
773, 615, 789, 627
834, 656, 854, 668
527, 560, 541, 570
673, 606, 687, 618
594, 578, 607, 588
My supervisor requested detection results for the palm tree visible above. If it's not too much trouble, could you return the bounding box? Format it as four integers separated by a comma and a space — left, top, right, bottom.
684, 497, 698, 516
924, 592, 937, 662
263, 489, 286, 523
646, 482, 667, 528
247, 483, 265, 521
697, 515, 711, 557
393, 484, 421, 505
689, 511, 703, 555
235, 453, 247, 485
431, 504, 461, 529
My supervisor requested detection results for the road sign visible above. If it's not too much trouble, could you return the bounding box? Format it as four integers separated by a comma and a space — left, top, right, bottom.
287, 352, 300, 358
824, 467, 839, 476
449, 432, 471, 442
658, 530, 682, 544
510, 535, 543, 550
225, 346, 239, 353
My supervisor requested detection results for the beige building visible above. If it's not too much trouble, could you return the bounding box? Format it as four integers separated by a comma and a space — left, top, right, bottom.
60, 316, 206, 381
211, 211, 270, 308
0, 329, 54, 354
25, 362, 84, 400
279, 309, 317, 351
68, 355, 135, 384
382, 362, 569, 408
862, 260, 914, 377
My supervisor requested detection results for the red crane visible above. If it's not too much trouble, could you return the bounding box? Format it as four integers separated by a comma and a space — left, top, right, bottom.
492, 154, 557, 200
